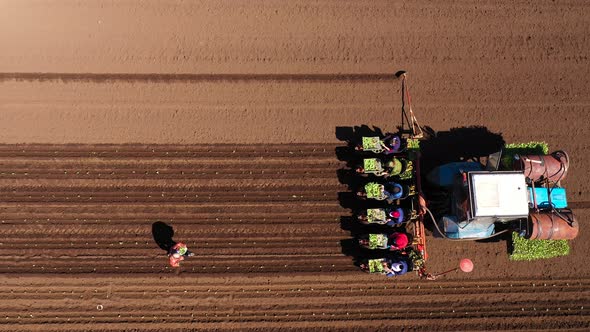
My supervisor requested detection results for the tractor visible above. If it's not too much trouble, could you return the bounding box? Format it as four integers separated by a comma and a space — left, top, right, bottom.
345, 72, 578, 279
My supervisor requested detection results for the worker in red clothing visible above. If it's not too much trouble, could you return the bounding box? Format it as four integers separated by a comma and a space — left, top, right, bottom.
358, 232, 410, 251
168, 242, 194, 268
387, 232, 410, 251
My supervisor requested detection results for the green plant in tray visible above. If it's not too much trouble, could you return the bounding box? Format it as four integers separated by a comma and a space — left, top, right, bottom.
406, 138, 420, 150
368, 234, 388, 249
501, 141, 549, 170
368, 259, 385, 273
364, 182, 383, 199
408, 248, 425, 271
363, 158, 381, 172
406, 138, 421, 160
367, 209, 386, 222
362, 137, 381, 150
510, 232, 570, 261
397, 161, 414, 180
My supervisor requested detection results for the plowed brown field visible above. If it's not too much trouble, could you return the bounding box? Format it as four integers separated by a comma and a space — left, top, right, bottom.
1, 1, 589, 331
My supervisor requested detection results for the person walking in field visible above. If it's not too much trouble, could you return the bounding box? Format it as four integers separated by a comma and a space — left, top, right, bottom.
168, 242, 194, 268
152, 222, 195, 268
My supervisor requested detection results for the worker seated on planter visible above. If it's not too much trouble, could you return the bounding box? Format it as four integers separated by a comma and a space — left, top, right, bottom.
360, 258, 409, 277
380, 134, 403, 155
385, 260, 409, 277
383, 183, 404, 203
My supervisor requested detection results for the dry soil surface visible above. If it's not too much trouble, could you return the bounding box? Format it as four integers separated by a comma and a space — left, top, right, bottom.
1, 1, 589, 331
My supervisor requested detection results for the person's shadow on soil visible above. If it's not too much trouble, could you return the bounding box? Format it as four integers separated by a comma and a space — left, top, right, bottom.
152, 221, 177, 253
340, 238, 388, 267
340, 215, 390, 237
335, 125, 387, 163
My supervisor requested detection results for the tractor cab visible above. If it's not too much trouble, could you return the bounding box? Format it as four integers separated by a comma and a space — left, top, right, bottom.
441, 171, 529, 239
428, 148, 577, 241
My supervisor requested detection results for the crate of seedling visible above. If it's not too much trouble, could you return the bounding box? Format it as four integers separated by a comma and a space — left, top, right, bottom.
367, 208, 386, 223
368, 258, 386, 273
368, 234, 388, 249
363, 158, 383, 173
365, 182, 384, 199
362, 137, 382, 152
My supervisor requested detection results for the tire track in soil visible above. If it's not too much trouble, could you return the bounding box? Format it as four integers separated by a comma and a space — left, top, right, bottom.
0, 72, 395, 83
1, 144, 589, 331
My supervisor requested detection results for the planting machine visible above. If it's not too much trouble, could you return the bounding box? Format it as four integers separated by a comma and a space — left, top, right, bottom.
348, 73, 579, 278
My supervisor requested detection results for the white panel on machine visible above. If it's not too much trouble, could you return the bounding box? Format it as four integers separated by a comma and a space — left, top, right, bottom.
469, 172, 529, 218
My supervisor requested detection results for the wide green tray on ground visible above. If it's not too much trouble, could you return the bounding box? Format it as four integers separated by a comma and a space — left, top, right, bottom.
501, 141, 549, 170
510, 232, 570, 261
503, 141, 571, 260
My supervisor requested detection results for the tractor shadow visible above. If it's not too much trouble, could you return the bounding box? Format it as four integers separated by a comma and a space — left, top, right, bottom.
419, 125, 505, 180
152, 221, 177, 253
419, 126, 507, 241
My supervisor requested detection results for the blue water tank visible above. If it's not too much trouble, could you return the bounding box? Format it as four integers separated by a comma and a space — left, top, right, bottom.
528, 187, 567, 209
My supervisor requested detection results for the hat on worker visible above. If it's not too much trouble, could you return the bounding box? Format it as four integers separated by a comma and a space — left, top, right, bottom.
390, 232, 409, 249
390, 261, 408, 275
389, 208, 404, 221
